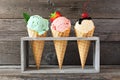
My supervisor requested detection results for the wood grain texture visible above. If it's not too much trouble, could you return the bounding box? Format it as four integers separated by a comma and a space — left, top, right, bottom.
0, 19, 120, 41
0, 41, 20, 64
0, 0, 119, 18
0, 66, 120, 80
0, 41, 120, 65
0, 0, 120, 65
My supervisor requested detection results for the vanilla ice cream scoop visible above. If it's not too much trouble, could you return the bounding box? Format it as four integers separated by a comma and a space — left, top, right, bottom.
75, 18, 95, 33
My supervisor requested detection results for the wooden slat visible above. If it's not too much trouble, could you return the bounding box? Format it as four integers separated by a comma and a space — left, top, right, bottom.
0, 41, 20, 65
0, 41, 120, 65
0, 19, 119, 34
100, 42, 120, 65
0, 19, 120, 41
0, 66, 120, 80
0, 0, 119, 18
0, 0, 119, 66
0, 19, 26, 32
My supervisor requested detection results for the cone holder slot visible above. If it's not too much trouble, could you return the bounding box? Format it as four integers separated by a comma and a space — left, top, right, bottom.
21, 37, 100, 73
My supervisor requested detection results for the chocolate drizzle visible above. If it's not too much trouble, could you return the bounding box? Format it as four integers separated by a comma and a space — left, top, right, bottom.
78, 17, 92, 24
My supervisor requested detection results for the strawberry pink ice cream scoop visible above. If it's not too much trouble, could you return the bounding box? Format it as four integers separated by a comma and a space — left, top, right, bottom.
51, 17, 71, 32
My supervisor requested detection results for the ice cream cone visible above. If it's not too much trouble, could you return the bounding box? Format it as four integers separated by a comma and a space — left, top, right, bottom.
51, 28, 70, 69
27, 28, 47, 69
75, 28, 95, 69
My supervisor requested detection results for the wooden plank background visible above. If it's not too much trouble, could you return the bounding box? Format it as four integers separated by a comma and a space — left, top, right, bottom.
0, 0, 120, 65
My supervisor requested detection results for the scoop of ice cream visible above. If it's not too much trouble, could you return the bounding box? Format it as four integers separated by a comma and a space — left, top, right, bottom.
27, 15, 49, 35
75, 19, 95, 33
51, 17, 71, 32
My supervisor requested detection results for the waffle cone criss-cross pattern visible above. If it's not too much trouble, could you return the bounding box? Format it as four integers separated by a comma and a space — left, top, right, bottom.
28, 28, 47, 69
23, 13, 49, 69
51, 29, 70, 69
73, 0, 95, 68
74, 7, 95, 68
75, 28, 94, 69
50, 11, 71, 69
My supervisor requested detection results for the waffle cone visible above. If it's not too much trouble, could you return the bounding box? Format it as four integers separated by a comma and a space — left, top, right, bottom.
75, 28, 95, 69
27, 28, 47, 69
51, 28, 70, 69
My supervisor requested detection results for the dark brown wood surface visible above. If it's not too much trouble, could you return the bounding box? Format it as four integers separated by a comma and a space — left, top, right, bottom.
0, 0, 119, 18
0, 19, 120, 41
0, 0, 120, 65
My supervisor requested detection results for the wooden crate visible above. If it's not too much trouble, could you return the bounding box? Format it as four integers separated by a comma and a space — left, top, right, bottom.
21, 37, 100, 73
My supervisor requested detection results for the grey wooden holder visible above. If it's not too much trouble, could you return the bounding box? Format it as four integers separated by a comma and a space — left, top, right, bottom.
21, 37, 100, 73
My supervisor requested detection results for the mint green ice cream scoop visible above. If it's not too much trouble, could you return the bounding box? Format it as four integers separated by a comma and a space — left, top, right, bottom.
27, 15, 49, 35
